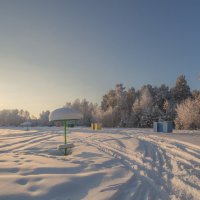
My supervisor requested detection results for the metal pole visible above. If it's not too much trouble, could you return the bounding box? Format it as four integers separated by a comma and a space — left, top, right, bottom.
64, 120, 67, 155
64, 120, 67, 144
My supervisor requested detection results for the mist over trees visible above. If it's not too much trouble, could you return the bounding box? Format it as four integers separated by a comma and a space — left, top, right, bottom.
0, 74, 199, 129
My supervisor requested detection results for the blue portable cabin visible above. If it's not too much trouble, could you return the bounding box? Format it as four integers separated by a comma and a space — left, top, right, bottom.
154, 121, 173, 133
153, 122, 163, 132
163, 121, 173, 133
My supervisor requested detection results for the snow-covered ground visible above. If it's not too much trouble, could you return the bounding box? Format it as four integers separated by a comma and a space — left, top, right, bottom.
0, 127, 199, 200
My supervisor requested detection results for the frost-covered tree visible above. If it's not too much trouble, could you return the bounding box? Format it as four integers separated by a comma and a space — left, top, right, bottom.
121, 86, 153, 128
100, 84, 129, 127
39, 110, 50, 126
0, 109, 30, 126
153, 84, 171, 111
192, 90, 200, 100
100, 107, 115, 127
101, 90, 117, 111
139, 86, 153, 111
127, 87, 136, 116
67, 98, 96, 126
163, 100, 176, 121
138, 86, 153, 127
171, 75, 191, 104
19, 109, 30, 121
91, 104, 103, 123
131, 100, 142, 127
71, 99, 81, 110
115, 84, 129, 127
175, 98, 200, 129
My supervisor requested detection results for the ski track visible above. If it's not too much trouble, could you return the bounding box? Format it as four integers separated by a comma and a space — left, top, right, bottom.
0, 130, 60, 153
74, 131, 200, 200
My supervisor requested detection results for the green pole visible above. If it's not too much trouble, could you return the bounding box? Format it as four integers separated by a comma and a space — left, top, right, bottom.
64, 120, 67, 155
64, 120, 67, 144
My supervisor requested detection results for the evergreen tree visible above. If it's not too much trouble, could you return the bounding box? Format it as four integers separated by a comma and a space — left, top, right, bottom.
101, 90, 117, 111
153, 84, 171, 111
172, 75, 191, 104
127, 87, 136, 117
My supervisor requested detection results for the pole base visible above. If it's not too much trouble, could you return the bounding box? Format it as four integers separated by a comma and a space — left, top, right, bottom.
57, 143, 74, 155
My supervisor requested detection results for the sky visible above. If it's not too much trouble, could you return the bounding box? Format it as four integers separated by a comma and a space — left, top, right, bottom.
0, 0, 199, 117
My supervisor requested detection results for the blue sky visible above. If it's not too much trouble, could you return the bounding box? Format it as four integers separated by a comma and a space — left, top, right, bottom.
0, 0, 199, 116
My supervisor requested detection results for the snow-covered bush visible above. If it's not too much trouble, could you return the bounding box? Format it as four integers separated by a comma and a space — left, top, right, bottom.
175, 98, 200, 129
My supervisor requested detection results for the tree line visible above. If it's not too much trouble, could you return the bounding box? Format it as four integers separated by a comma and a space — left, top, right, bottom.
66, 74, 200, 130
0, 74, 199, 129
0, 109, 51, 127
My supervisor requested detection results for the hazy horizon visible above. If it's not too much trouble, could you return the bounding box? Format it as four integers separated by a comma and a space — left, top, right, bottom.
0, 0, 199, 117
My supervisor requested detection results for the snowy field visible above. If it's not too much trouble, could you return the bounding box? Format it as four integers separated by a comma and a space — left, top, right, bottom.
0, 127, 199, 200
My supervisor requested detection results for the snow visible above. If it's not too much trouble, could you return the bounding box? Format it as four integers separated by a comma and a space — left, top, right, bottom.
49, 107, 83, 121
0, 127, 199, 200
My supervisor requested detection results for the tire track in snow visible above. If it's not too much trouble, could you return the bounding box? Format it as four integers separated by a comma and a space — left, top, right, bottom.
76, 134, 170, 200
75, 132, 200, 200
134, 134, 200, 200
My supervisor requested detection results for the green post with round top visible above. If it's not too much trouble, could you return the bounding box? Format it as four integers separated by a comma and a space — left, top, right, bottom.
49, 107, 83, 156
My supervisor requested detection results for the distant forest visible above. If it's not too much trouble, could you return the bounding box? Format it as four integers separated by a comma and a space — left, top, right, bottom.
1, 75, 200, 130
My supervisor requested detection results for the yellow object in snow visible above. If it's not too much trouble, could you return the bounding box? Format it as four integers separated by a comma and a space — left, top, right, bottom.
91, 123, 102, 130
91, 123, 95, 130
